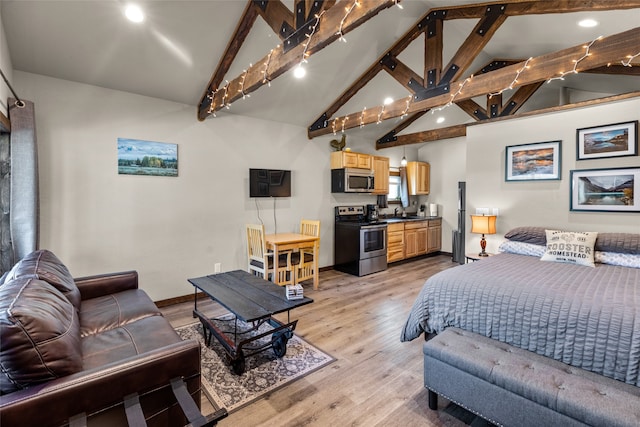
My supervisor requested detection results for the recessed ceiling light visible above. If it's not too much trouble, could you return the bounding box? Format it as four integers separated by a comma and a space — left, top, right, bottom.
578, 19, 598, 28
125, 4, 145, 23
383, 97, 394, 105
436, 116, 445, 124
293, 64, 306, 79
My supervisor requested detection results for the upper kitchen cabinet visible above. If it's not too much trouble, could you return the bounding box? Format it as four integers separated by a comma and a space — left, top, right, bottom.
407, 161, 430, 195
372, 156, 389, 195
331, 151, 372, 170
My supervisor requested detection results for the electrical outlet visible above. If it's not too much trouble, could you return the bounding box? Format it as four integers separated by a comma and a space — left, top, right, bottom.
214, 263, 221, 273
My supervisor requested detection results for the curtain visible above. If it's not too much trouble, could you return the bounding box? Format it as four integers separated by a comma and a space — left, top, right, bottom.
0, 98, 39, 273
0, 131, 9, 272
399, 166, 409, 208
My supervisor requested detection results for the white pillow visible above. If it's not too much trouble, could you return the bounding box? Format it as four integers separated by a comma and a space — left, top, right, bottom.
595, 251, 640, 269
541, 229, 598, 267
498, 241, 546, 257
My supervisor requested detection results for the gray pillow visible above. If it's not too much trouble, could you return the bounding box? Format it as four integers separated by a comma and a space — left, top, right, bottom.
504, 226, 547, 245
595, 233, 640, 255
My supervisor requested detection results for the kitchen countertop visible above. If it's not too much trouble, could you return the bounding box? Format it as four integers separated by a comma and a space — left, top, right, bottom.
383, 216, 441, 223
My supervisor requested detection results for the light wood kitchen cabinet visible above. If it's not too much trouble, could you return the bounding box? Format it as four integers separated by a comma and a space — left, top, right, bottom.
427, 218, 442, 253
387, 222, 405, 263
404, 220, 428, 258
372, 155, 389, 195
330, 151, 372, 170
406, 161, 430, 195
387, 218, 441, 263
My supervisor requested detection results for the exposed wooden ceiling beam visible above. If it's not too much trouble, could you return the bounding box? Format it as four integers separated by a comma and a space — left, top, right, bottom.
308, 0, 640, 139
254, 1, 294, 38
309, 26, 640, 138
376, 111, 429, 145
199, 1, 259, 107
382, 55, 424, 91
376, 91, 640, 149
379, 124, 468, 148
584, 64, 640, 75
198, 0, 397, 121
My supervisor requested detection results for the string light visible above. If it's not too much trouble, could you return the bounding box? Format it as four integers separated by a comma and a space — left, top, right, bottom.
262, 48, 277, 86
360, 107, 367, 128
400, 95, 411, 119
377, 104, 385, 124
432, 75, 473, 113
622, 51, 640, 67
490, 58, 531, 97
341, 117, 348, 133
547, 36, 601, 83
299, 10, 325, 70
332, 118, 339, 135
222, 80, 230, 109
238, 65, 251, 99
337, 1, 359, 42
207, 88, 218, 117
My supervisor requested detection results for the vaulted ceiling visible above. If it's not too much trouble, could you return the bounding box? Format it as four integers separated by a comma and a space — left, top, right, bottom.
2, 0, 639, 148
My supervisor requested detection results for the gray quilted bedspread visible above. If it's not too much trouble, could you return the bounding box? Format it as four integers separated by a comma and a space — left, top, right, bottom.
400, 253, 640, 386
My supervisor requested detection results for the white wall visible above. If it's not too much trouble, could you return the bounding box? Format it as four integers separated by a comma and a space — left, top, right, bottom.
0, 8, 12, 117
420, 97, 640, 255
14, 71, 408, 301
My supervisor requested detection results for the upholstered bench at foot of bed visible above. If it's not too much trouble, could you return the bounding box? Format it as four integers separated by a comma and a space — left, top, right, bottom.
423, 327, 640, 427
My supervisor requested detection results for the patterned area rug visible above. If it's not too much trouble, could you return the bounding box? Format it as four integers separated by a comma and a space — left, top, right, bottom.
175, 319, 334, 413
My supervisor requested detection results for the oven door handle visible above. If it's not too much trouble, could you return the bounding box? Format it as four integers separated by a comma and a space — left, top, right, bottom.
360, 225, 387, 230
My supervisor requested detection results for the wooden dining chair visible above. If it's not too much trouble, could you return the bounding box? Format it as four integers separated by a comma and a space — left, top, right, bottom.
245, 224, 296, 285
296, 219, 320, 284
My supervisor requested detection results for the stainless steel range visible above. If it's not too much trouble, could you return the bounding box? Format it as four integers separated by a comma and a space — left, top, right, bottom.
334, 206, 387, 276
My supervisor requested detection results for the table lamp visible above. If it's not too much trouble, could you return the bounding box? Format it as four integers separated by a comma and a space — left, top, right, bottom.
470, 214, 497, 257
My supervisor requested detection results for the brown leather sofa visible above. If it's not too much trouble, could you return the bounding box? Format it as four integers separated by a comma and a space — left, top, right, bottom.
0, 249, 226, 426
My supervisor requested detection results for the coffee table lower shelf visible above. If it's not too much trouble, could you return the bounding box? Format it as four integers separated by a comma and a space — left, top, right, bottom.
193, 309, 297, 375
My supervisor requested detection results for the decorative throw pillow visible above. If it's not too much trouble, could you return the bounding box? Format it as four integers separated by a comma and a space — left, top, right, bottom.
541, 229, 598, 267
3, 250, 80, 310
0, 277, 82, 394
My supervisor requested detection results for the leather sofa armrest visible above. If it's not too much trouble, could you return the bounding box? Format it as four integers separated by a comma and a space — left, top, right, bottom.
0, 339, 201, 427
75, 270, 139, 300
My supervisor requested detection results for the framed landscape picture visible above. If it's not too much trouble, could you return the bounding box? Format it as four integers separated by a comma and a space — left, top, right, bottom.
570, 167, 639, 212
505, 140, 561, 181
117, 138, 178, 177
576, 120, 638, 160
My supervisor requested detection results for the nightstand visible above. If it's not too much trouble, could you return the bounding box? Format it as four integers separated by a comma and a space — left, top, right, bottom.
465, 252, 494, 263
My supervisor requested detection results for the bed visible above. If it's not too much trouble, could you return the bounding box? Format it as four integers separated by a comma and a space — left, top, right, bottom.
401, 227, 640, 386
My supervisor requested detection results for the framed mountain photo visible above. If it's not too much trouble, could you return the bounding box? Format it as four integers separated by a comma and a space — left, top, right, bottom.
576, 121, 638, 160
570, 167, 639, 212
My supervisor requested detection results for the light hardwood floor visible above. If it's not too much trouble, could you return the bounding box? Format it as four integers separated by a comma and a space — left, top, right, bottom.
161, 254, 468, 427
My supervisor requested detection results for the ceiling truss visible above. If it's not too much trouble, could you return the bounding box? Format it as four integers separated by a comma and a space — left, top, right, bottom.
197, 0, 398, 121
306, 0, 640, 147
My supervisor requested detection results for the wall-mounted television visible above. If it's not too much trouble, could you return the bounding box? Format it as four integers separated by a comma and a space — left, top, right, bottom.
249, 169, 291, 197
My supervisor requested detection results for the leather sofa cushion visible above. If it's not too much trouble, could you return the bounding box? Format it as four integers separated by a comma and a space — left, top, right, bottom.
0, 277, 82, 394
4, 249, 81, 310
81, 315, 182, 370
79, 289, 161, 337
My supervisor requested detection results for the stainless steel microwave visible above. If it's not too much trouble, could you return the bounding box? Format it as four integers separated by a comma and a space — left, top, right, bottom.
331, 168, 375, 193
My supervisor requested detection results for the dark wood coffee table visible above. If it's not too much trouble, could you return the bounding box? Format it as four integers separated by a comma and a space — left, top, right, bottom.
188, 270, 313, 374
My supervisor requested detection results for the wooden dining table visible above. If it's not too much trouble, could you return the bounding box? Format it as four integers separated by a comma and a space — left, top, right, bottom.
264, 232, 320, 290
